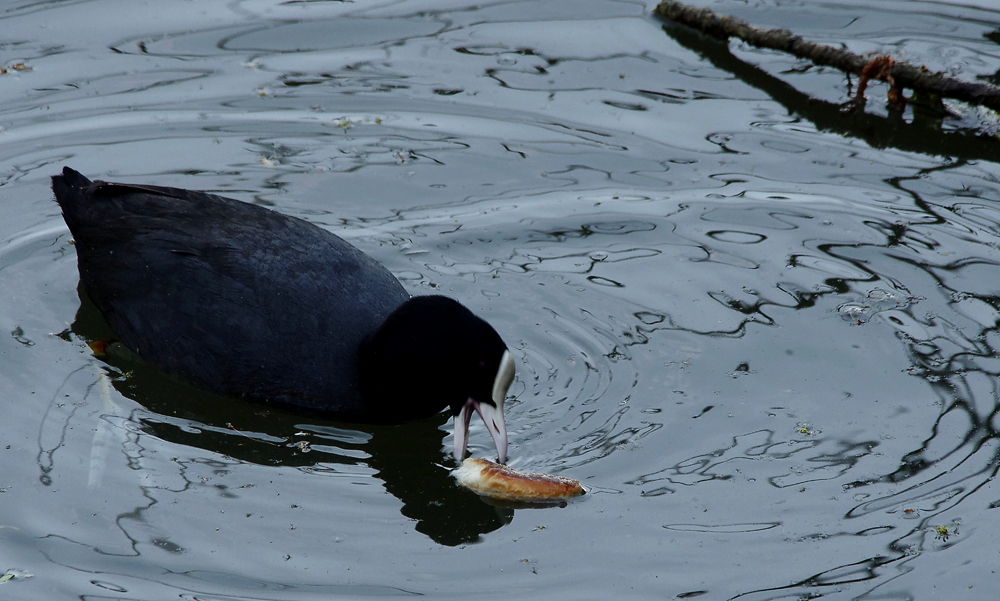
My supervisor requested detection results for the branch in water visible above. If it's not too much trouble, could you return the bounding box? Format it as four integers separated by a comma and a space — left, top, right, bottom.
653, 0, 1000, 112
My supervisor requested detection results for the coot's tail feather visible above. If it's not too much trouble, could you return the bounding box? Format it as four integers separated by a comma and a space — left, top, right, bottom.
52, 167, 98, 235
54, 165, 92, 187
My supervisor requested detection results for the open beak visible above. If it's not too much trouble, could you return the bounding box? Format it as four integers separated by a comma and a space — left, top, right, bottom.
453, 350, 515, 463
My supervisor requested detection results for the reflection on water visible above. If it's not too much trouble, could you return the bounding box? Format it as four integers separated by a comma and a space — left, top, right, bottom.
3, 0, 1000, 598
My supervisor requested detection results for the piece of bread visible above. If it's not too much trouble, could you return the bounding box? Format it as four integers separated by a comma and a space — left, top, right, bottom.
453, 458, 585, 502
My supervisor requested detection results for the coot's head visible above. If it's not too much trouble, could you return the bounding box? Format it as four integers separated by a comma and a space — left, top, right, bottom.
359, 295, 515, 463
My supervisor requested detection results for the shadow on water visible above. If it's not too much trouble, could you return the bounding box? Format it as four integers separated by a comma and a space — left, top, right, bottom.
66, 284, 512, 547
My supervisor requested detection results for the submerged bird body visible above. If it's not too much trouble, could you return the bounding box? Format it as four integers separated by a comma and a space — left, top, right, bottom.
52, 167, 514, 459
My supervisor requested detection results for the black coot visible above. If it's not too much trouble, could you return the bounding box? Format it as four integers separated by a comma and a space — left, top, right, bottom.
52, 167, 514, 462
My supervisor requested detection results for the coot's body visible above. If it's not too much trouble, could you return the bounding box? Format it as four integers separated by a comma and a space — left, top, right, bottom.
52, 167, 513, 460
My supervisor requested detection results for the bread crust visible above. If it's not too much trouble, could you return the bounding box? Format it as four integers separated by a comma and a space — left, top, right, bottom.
453, 458, 585, 502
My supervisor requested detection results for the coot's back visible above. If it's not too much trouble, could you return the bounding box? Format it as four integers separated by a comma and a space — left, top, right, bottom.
53, 167, 409, 416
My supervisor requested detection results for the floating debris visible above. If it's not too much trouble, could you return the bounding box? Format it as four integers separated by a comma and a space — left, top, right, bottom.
838, 288, 919, 325
0, 62, 31, 75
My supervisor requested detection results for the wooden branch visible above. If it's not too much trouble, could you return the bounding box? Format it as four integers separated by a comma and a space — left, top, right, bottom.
654, 0, 1000, 112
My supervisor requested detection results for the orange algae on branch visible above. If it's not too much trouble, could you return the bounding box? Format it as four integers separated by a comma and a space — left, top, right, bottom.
453, 458, 585, 503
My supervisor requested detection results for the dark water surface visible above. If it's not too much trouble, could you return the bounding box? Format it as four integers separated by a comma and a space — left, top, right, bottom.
3, 0, 1000, 598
